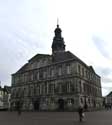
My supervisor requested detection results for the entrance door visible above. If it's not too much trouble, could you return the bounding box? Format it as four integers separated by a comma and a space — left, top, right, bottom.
58, 99, 64, 111
34, 100, 40, 111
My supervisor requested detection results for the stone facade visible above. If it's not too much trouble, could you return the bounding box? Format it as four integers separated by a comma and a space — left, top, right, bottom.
0, 86, 11, 110
11, 24, 102, 111
104, 92, 112, 108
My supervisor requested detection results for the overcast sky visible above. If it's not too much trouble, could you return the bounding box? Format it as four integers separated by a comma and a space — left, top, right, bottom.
0, 0, 112, 96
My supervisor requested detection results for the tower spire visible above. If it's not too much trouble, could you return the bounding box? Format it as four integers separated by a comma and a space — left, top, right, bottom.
51, 22, 66, 54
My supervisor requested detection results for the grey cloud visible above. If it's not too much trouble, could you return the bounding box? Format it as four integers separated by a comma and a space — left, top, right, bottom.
92, 36, 110, 59
96, 67, 112, 91
102, 86, 112, 91
96, 67, 112, 76
96, 66, 112, 95
102, 77, 112, 83
0, 25, 46, 87
0, 0, 49, 87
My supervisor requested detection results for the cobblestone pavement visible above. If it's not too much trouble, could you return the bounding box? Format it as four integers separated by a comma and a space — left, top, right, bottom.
0, 110, 112, 125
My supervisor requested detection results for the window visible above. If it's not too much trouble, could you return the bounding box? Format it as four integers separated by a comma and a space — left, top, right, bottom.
34, 85, 37, 95
20, 74, 24, 83
51, 68, 54, 77
29, 71, 33, 81
36, 71, 39, 80
58, 66, 62, 76
61, 83, 67, 93
78, 65, 81, 74
79, 81, 81, 93
33, 71, 37, 81
36, 85, 40, 95
67, 64, 70, 74
23, 88, 26, 97
24, 72, 28, 82
44, 70, 47, 78
16, 76, 19, 84
42, 84, 45, 95
12, 77, 15, 85
44, 82, 48, 94
85, 70, 87, 78
59, 83, 62, 93
16, 89, 19, 97
82, 68, 84, 76
55, 84, 60, 93
31, 72, 34, 81
68, 98, 74, 104
39, 70, 43, 79
70, 83, 74, 92
48, 84, 55, 94
67, 82, 70, 93
81, 82, 84, 93
39, 85, 41, 95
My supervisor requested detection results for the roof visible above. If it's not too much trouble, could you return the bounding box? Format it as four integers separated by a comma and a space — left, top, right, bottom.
4, 86, 11, 93
89, 66, 95, 73
28, 54, 51, 63
52, 51, 79, 62
106, 91, 112, 97
0, 86, 11, 93
15, 54, 51, 74
14, 51, 99, 77
16, 63, 28, 74
53, 51, 89, 67
52, 51, 100, 76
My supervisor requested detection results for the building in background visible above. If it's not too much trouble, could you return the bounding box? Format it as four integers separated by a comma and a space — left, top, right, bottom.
11, 24, 102, 111
0, 86, 4, 110
104, 92, 112, 109
0, 86, 11, 110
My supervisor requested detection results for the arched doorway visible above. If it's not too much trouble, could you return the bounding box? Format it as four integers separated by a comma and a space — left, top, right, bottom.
33, 100, 40, 111
58, 99, 64, 111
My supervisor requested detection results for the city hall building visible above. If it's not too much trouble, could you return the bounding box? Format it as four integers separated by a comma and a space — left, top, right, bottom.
11, 24, 102, 111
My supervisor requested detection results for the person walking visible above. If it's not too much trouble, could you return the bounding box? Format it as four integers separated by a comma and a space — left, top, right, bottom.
78, 104, 84, 122
16, 100, 22, 115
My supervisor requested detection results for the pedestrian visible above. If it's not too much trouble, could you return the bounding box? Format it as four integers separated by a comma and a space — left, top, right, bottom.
16, 100, 22, 115
78, 104, 84, 122
84, 103, 88, 112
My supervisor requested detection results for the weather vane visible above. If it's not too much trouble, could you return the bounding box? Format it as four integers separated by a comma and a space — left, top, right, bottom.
57, 18, 59, 27
57, 18, 59, 25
